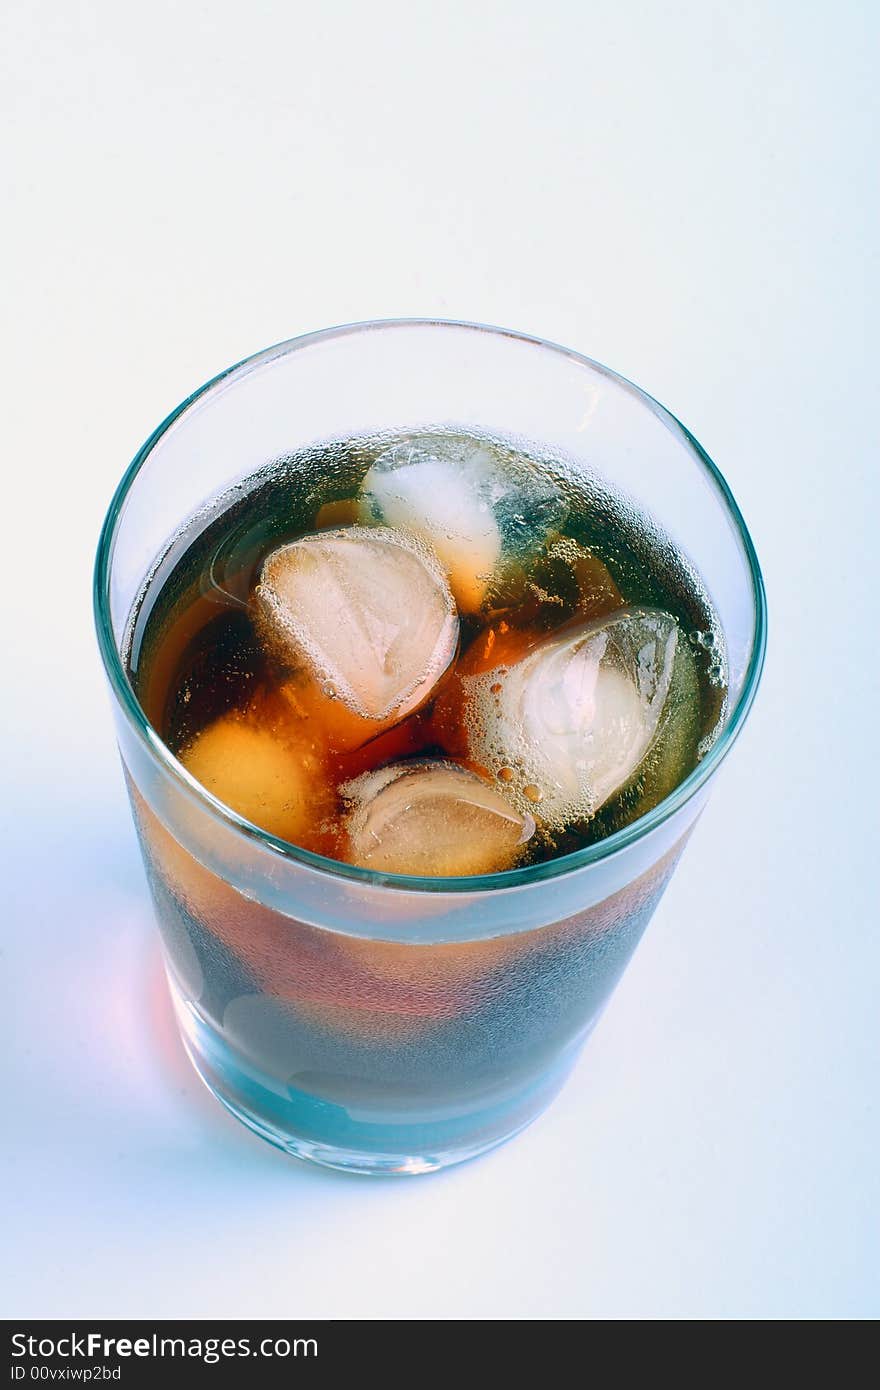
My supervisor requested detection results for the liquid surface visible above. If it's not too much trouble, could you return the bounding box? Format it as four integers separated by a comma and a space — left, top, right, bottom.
128, 429, 726, 874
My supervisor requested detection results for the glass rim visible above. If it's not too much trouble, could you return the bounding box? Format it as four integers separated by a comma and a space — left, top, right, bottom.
93, 317, 767, 895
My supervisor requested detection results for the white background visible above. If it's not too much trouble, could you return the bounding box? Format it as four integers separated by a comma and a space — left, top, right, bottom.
2, 1, 877, 1319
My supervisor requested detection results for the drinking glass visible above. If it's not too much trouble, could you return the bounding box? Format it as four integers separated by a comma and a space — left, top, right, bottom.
94, 321, 766, 1174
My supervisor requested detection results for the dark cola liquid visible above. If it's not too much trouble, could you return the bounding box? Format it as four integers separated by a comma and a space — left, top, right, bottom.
124, 431, 726, 1167
128, 431, 726, 866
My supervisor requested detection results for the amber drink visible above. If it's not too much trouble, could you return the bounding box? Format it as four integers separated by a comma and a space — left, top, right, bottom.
95, 323, 765, 1172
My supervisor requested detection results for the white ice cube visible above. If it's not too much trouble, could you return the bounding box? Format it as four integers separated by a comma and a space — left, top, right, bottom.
460, 608, 679, 828
342, 760, 535, 876
254, 527, 459, 726
359, 434, 566, 613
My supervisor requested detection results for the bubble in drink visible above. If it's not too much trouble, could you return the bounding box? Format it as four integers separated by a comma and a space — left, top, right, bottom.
253, 527, 458, 744
359, 433, 567, 612
342, 760, 536, 875
448, 608, 679, 829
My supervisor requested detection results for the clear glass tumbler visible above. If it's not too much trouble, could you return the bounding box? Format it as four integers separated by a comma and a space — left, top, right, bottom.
94, 321, 766, 1174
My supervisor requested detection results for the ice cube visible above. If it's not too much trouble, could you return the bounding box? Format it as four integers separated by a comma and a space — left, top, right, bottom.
359, 434, 567, 613
448, 608, 679, 829
487, 534, 625, 629
341, 760, 535, 876
254, 527, 459, 743
179, 706, 327, 845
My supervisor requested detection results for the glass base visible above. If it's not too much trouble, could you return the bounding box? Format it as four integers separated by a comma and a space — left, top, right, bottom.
172, 987, 585, 1176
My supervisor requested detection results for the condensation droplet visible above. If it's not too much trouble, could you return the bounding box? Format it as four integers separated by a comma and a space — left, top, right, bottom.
523, 784, 544, 804
497, 766, 514, 783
